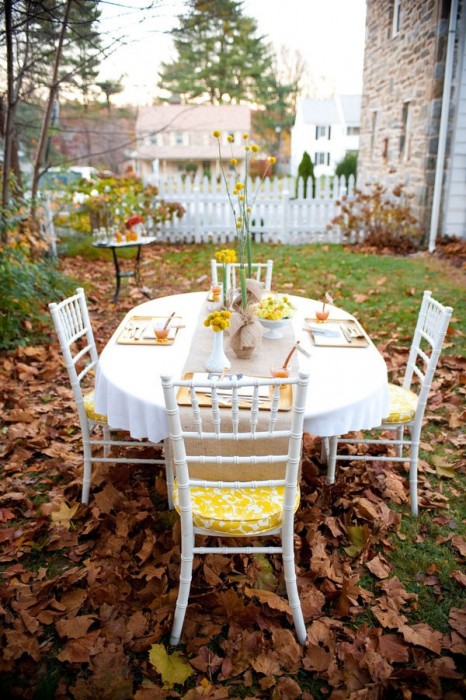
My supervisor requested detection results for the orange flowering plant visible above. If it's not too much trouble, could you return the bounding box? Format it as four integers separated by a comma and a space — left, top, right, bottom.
212, 130, 276, 308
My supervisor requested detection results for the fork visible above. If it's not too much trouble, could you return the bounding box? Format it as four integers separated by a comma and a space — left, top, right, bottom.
349, 326, 363, 338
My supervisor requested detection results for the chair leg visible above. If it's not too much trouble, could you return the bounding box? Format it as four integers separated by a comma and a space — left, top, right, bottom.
282, 528, 306, 644
409, 439, 420, 517
320, 437, 329, 464
81, 436, 92, 505
170, 530, 194, 645
395, 426, 404, 458
103, 424, 111, 457
164, 440, 175, 510
326, 436, 339, 485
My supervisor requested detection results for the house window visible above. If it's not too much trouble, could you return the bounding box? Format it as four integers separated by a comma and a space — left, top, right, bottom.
383, 138, 389, 162
315, 125, 331, 139
370, 111, 378, 157
392, 0, 401, 37
150, 133, 157, 145
400, 101, 412, 161
175, 132, 184, 145
347, 126, 360, 136
314, 152, 330, 166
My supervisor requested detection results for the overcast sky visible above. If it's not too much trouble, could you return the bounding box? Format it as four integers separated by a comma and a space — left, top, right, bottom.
97, 0, 366, 105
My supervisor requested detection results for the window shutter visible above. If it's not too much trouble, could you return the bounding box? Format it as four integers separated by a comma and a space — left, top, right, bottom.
328, 126, 331, 140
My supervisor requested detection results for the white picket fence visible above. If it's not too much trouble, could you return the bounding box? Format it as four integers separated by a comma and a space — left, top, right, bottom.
154, 174, 358, 245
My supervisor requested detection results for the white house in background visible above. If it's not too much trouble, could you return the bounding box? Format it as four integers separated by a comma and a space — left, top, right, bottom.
291, 95, 361, 178
132, 104, 252, 183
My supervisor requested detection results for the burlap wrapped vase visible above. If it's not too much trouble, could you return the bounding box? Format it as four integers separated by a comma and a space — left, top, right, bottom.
228, 306, 263, 359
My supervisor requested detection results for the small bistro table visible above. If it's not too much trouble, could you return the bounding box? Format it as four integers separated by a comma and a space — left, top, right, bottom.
93, 236, 157, 302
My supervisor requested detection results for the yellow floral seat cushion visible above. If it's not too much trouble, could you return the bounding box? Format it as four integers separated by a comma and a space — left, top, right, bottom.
384, 384, 418, 424
83, 390, 107, 423
173, 482, 300, 535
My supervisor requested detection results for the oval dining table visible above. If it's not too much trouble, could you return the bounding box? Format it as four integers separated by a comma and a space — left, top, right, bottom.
94, 291, 390, 445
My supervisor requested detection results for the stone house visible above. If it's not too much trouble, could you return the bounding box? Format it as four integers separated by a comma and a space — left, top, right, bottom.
358, 0, 466, 246
132, 104, 252, 182
291, 95, 361, 178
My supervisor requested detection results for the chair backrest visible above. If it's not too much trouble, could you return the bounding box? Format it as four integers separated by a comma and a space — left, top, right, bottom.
161, 370, 309, 514
48, 288, 98, 413
403, 290, 453, 407
210, 259, 273, 292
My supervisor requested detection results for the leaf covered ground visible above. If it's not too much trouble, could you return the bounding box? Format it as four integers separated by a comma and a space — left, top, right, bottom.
0, 244, 465, 699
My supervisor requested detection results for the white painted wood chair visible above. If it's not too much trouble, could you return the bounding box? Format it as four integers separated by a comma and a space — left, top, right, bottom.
49, 288, 172, 505
210, 259, 273, 294
324, 291, 453, 516
161, 370, 310, 645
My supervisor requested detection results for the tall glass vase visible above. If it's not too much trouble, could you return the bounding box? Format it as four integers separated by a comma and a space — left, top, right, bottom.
205, 331, 231, 373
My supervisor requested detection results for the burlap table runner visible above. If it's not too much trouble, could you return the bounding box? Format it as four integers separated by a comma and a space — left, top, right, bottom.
176, 303, 300, 482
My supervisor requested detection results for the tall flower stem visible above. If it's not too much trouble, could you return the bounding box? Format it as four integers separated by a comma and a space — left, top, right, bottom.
246, 229, 252, 278
239, 265, 247, 309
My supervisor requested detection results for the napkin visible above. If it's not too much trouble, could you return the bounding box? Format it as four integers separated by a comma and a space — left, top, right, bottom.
308, 323, 342, 338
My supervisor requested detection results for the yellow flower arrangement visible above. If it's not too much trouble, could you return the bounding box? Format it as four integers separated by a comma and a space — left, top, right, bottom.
213, 130, 276, 308
204, 309, 232, 332
214, 248, 237, 305
214, 248, 237, 264
253, 295, 296, 321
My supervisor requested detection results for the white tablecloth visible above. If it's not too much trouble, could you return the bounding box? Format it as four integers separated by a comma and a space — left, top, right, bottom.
94, 292, 389, 442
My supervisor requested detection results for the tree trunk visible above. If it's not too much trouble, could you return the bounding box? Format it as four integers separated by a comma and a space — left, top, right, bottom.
30, 0, 73, 220
1, 0, 15, 244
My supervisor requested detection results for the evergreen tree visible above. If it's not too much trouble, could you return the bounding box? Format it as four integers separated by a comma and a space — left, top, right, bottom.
63, 1, 103, 108
335, 151, 358, 184
158, 0, 275, 105
295, 151, 315, 198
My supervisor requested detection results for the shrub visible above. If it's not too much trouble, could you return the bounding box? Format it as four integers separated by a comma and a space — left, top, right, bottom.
0, 248, 76, 350
328, 181, 423, 252
295, 151, 315, 198
335, 152, 357, 184
50, 173, 185, 234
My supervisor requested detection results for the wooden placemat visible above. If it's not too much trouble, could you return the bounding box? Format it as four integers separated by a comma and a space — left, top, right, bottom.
305, 318, 369, 347
176, 372, 292, 411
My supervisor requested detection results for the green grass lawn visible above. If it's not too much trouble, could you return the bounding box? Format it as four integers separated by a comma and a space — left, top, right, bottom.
155, 242, 465, 355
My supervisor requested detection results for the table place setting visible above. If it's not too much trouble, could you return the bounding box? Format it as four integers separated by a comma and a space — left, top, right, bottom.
304, 317, 369, 347
176, 372, 293, 411
117, 314, 183, 345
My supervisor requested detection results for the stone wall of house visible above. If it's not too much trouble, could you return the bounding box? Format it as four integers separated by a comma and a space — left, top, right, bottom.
358, 0, 449, 233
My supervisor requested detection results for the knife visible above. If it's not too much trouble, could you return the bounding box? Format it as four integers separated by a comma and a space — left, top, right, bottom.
340, 325, 352, 343
134, 323, 146, 340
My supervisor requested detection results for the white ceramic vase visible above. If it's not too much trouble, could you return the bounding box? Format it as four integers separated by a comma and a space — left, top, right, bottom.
205, 331, 231, 373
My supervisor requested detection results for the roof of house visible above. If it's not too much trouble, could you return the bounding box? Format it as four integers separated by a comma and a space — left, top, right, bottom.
299, 95, 361, 125
136, 104, 251, 133
135, 104, 252, 161
339, 95, 361, 124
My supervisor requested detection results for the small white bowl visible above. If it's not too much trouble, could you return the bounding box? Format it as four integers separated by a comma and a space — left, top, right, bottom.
258, 317, 291, 339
